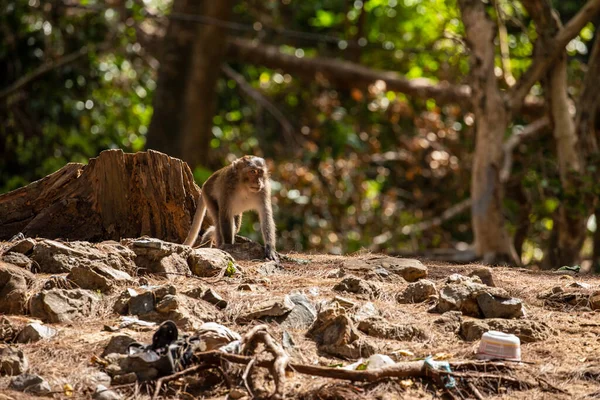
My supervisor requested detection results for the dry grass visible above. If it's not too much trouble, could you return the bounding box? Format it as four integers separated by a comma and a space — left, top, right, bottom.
1, 254, 600, 399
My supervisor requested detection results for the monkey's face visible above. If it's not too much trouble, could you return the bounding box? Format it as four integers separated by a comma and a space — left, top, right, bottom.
235, 156, 268, 193
244, 167, 267, 192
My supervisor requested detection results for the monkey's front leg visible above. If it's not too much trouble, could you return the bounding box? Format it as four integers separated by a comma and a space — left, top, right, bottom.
219, 211, 236, 245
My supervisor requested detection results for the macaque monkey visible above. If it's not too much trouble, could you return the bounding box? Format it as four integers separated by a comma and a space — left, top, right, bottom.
184, 156, 278, 261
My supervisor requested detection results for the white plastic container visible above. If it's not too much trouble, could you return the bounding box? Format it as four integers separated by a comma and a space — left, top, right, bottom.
476, 331, 521, 361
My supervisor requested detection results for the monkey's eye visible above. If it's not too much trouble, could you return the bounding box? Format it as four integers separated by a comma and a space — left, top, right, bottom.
250, 169, 258, 175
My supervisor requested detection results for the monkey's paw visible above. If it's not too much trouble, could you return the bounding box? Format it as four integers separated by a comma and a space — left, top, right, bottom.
264, 244, 280, 263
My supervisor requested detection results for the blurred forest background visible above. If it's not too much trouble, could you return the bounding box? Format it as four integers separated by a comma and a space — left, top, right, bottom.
1, 0, 599, 271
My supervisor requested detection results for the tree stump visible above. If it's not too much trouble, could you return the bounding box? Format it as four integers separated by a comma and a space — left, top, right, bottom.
0, 150, 201, 243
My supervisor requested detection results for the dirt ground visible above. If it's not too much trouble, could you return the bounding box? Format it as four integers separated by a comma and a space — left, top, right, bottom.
1, 253, 600, 400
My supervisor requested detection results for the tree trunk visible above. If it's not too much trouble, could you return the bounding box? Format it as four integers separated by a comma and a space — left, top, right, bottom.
0, 150, 200, 243
459, 0, 519, 265
146, 0, 234, 169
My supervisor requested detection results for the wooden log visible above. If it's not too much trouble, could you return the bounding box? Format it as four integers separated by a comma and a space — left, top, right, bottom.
0, 150, 200, 243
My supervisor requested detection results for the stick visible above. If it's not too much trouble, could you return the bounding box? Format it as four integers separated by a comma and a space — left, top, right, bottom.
152, 364, 207, 400
468, 381, 485, 400
500, 116, 549, 183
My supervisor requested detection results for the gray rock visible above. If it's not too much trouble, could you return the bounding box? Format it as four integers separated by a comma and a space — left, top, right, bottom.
353, 302, 380, 322
432, 275, 518, 318
81, 370, 112, 388
67, 263, 134, 292
460, 319, 554, 343
153, 285, 177, 300
256, 260, 283, 275
126, 238, 191, 277
357, 317, 429, 341
6, 239, 36, 255
15, 323, 57, 343
128, 291, 155, 315
0, 347, 28, 375
325, 269, 345, 279
43, 275, 74, 290
333, 275, 381, 297
469, 267, 496, 287
102, 335, 137, 357
195, 322, 242, 351
238, 296, 295, 322
278, 294, 317, 329
182, 286, 207, 299
477, 292, 525, 319
93, 385, 122, 400
9, 373, 51, 394
307, 307, 375, 359
32, 239, 136, 274
29, 289, 98, 323
340, 256, 427, 282
201, 288, 228, 309
0, 262, 34, 315
399, 279, 437, 303
1, 253, 35, 272
331, 296, 358, 309
189, 248, 236, 277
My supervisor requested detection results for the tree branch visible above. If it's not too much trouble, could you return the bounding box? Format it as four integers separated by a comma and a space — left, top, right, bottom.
0, 46, 95, 101
221, 63, 298, 146
226, 38, 473, 108
575, 26, 600, 156
509, 0, 600, 113
500, 116, 550, 183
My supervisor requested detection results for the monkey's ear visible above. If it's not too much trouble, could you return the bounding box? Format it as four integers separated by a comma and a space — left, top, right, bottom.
231, 157, 242, 172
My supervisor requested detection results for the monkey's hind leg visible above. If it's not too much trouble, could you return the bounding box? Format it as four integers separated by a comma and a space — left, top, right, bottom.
200, 226, 215, 247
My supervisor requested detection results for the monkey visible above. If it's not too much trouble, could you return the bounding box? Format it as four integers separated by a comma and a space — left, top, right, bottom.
184, 155, 278, 262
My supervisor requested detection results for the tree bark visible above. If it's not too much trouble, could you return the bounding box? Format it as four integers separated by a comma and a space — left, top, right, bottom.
522, 0, 600, 269
459, 0, 519, 265
146, 0, 234, 169
0, 150, 200, 243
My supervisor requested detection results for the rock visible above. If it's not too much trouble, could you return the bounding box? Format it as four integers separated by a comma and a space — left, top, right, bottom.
331, 296, 358, 309
93, 385, 122, 400
432, 274, 519, 318
399, 279, 437, 303
6, 238, 36, 255
153, 285, 177, 300
590, 292, 600, 310
189, 248, 236, 277
433, 311, 463, 333
333, 276, 381, 297
111, 372, 137, 385
220, 236, 265, 260
124, 238, 190, 277
0, 347, 28, 375
128, 291, 155, 315
353, 302, 380, 322
237, 284, 255, 291
476, 292, 525, 319
307, 307, 375, 359
460, 319, 554, 343
1, 253, 36, 272
113, 288, 139, 315
31, 239, 136, 274
0, 262, 34, 315
340, 256, 427, 282
256, 260, 283, 275
43, 275, 74, 290
0, 317, 19, 342
201, 288, 228, 309
182, 286, 207, 299
67, 263, 134, 292
195, 322, 241, 351
15, 323, 57, 343
29, 288, 98, 323
156, 295, 179, 313
569, 281, 592, 289
357, 317, 429, 341
469, 267, 496, 287
9, 373, 51, 394
325, 269, 345, 279
238, 296, 295, 322
278, 294, 317, 329
102, 335, 137, 357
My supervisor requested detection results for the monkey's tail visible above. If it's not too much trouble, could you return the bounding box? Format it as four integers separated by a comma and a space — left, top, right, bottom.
183, 192, 207, 246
